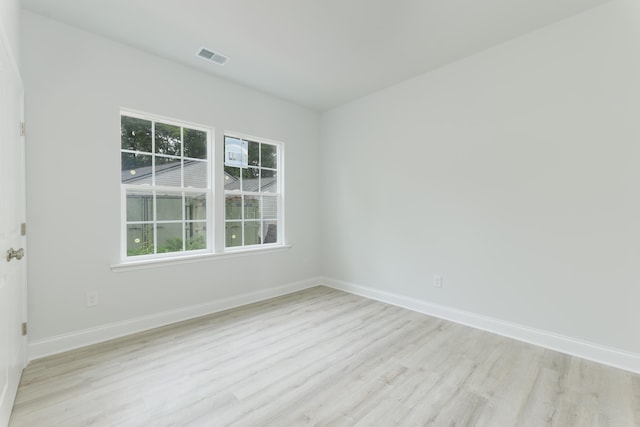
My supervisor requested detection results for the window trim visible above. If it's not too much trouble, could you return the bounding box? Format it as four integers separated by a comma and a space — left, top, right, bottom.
111, 244, 292, 272
119, 109, 213, 261
223, 131, 285, 251
115, 110, 287, 268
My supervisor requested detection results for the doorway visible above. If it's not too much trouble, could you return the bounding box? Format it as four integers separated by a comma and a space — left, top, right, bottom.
0, 35, 27, 427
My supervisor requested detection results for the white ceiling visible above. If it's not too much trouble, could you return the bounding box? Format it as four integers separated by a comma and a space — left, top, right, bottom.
21, 0, 611, 111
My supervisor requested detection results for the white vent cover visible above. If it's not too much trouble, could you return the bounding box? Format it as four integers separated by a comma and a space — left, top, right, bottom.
196, 47, 230, 65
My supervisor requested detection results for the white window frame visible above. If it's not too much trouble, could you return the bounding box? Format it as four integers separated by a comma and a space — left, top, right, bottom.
223, 131, 285, 252
115, 111, 288, 269
120, 109, 213, 261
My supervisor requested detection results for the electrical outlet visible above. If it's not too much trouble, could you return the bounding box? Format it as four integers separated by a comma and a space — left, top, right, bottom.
433, 275, 443, 288
86, 291, 99, 307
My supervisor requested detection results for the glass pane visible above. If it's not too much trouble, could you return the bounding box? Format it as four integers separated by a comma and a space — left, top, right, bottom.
260, 169, 277, 193
224, 166, 241, 191
248, 141, 260, 166
261, 143, 277, 169
225, 221, 242, 248
155, 156, 182, 187
183, 160, 208, 188
156, 222, 183, 253
225, 195, 242, 220
156, 193, 183, 221
121, 116, 152, 152
155, 122, 181, 156
242, 168, 260, 192
244, 221, 261, 245
126, 191, 154, 222
122, 153, 152, 184
185, 222, 206, 251
127, 223, 154, 256
184, 128, 207, 159
262, 196, 277, 220
263, 221, 278, 244
185, 193, 206, 221
244, 196, 260, 220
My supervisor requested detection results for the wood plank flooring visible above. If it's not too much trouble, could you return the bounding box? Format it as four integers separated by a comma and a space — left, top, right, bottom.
9, 286, 640, 426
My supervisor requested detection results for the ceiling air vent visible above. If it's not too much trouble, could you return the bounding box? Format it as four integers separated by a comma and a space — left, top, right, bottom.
196, 47, 230, 65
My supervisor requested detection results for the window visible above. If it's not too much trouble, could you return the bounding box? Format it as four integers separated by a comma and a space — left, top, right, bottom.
119, 110, 285, 262
121, 111, 211, 258
224, 135, 282, 249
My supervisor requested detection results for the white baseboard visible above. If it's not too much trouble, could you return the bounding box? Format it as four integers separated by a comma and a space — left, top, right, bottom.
29, 277, 322, 361
321, 277, 640, 375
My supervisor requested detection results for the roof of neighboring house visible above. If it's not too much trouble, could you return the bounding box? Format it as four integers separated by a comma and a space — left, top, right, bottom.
123, 159, 276, 192
223, 174, 277, 193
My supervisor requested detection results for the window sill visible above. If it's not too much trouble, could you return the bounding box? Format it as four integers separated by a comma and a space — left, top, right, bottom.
111, 244, 292, 273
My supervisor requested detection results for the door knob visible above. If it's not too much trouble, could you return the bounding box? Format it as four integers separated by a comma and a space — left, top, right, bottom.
6, 248, 24, 261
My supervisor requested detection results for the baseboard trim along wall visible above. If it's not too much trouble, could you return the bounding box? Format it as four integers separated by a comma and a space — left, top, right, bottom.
28, 277, 322, 361
321, 277, 640, 375
30, 276, 640, 374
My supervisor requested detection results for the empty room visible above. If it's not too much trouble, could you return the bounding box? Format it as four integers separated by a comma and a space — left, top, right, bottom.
1, 0, 640, 425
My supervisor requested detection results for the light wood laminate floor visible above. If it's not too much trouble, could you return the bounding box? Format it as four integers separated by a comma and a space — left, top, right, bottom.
9, 286, 640, 426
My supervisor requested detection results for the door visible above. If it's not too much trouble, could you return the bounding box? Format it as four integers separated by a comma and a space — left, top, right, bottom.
0, 34, 27, 427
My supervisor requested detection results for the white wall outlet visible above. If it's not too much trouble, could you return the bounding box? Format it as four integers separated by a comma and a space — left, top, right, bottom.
433, 275, 443, 288
86, 291, 99, 307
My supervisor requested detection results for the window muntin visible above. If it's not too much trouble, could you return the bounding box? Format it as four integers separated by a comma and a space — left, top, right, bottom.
121, 112, 210, 258
224, 135, 281, 249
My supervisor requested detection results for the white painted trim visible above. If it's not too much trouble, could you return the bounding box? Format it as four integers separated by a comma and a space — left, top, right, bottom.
222, 132, 285, 250
321, 277, 640, 375
28, 276, 321, 361
111, 244, 291, 272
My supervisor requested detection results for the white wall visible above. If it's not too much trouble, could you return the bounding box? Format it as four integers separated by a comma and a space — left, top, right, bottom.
0, 0, 20, 69
321, 0, 640, 355
21, 11, 321, 345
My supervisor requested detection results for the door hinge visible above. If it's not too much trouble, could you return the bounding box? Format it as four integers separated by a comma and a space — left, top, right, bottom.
20, 121, 26, 137
21, 322, 27, 336
21, 222, 26, 236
